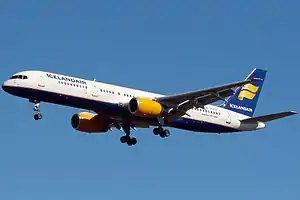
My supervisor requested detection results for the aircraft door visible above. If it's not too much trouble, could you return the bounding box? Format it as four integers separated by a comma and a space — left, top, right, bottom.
38, 75, 45, 87
92, 83, 99, 97
226, 112, 231, 124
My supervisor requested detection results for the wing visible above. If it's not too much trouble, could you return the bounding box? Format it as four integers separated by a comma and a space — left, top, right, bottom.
156, 78, 260, 121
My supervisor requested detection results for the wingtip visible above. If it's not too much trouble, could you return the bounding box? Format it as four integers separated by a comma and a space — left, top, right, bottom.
290, 111, 298, 115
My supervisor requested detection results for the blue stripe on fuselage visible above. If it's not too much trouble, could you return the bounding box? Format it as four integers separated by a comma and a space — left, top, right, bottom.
3, 86, 238, 133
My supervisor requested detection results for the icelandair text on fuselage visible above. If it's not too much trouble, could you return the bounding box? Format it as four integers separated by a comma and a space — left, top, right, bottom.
47, 73, 87, 85
229, 103, 253, 112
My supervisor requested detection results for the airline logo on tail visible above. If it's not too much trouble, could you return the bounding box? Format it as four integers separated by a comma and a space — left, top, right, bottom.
238, 83, 259, 101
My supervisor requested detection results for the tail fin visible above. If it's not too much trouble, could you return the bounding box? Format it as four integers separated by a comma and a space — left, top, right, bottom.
222, 68, 267, 117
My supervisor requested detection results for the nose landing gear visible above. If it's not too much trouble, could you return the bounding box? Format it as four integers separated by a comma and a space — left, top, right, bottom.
32, 101, 43, 120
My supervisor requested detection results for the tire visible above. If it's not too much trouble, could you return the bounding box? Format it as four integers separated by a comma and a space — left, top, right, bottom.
34, 114, 40, 120
127, 140, 133, 146
131, 137, 137, 145
120, 136, 128, 143
163, 129, 170, 137
37, 113, 43, 119
153, 128, 159, 135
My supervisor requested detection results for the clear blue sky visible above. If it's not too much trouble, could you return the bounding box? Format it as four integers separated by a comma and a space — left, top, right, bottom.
0, 0, 299, 199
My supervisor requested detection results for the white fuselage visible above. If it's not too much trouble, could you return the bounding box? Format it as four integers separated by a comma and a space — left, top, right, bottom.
2, 71, 266, 133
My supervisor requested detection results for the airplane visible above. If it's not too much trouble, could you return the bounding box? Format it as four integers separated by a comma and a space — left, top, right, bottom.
2, 68, 297, 146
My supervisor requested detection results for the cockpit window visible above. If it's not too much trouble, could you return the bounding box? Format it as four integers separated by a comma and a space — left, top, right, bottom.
10, 75, 18, 79
10, 75, 28, 79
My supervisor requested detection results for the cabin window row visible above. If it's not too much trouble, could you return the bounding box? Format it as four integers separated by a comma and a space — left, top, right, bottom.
98, 88, 134, 98
58, 81, 88, 89
193, 108, 220, 115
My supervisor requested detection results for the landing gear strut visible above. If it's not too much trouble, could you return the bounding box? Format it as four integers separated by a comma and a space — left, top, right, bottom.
32, 101, 43, 120
153, 127, 170, 138
120, 125, 137, 146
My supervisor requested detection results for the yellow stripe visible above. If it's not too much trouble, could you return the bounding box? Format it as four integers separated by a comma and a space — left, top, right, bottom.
241, 83, 259, 93
238, 90, 256, 100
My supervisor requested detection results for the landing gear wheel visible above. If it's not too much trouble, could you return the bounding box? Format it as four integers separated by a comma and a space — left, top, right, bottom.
127, 137, 137, 146
120, 136, 129, 143
34, 113, 42, 120
127, 140, 133, 146
153, 128, 160, 135
163, 129, 170, 137
130, 137, 137, 145
154, 127, 170, 138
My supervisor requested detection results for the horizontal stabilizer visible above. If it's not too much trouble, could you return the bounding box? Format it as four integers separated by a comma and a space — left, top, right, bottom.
240, 111, 297, 123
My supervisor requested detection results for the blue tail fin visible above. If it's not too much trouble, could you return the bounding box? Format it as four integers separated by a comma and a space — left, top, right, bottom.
221, 68, 267, 117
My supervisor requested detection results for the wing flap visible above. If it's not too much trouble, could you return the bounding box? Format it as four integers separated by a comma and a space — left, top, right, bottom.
240, 111, 297, 123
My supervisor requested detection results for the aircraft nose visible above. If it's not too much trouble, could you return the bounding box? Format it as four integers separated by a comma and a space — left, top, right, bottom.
2, 81, 9, 92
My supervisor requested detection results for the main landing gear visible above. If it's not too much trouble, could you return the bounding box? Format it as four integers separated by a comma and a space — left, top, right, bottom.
153, 127, 170, 138
32, 101, 43, 120
120, 125, 137, 146
120, 135, 137, 146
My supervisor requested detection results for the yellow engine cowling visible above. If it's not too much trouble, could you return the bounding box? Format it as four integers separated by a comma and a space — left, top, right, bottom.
71, 112, 109, 133
128, 97, 164, 117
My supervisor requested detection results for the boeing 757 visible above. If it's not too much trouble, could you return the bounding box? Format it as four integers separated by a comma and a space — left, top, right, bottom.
2, 68, 297, 146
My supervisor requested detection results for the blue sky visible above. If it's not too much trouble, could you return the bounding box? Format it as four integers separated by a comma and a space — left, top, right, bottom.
0, 0, 299, 199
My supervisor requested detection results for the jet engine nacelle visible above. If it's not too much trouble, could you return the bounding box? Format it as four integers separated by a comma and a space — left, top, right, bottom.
128, 97, 164, 117
71, 112, 109, 133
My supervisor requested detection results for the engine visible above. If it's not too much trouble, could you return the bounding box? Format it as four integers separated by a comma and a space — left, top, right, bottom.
71, 112, 109, 133
128, 97, 164, 117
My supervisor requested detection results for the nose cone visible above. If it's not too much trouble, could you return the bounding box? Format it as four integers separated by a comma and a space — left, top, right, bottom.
2, 80, 12, 94
2, 81, 8, 92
